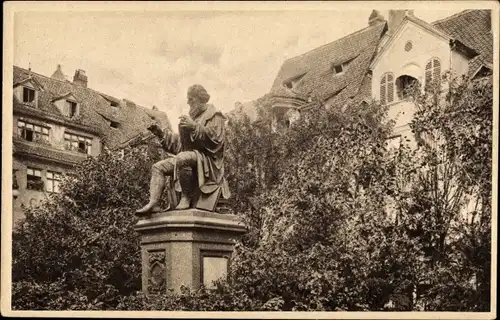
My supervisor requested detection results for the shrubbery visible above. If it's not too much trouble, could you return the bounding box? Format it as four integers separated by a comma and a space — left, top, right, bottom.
11, 76, 492, 311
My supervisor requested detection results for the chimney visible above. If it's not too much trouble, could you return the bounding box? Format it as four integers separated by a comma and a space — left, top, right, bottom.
73, 69, 88, 87
388, 10, 414, 35
368, 10, 385, 26
152, 105, 158, 110
51, 64, 66, 81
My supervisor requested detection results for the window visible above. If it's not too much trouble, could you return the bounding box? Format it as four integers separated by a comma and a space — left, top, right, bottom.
333, 64, 344, 75
27, 167, 43, 191
380, 73, 394, 105
67, 100, 78, 117
110, 121, 120, 129
425, 58, 441, 88
283, 74, 305, 90
17, 120, 49, 143
396, 75, 419, 100
46, 171, 62, 193
64, 133, 92, 154
23, 87, 35, 104
404, 41, 413, 52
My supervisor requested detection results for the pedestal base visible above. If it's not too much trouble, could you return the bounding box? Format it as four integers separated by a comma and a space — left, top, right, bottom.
134, 209, 246, 294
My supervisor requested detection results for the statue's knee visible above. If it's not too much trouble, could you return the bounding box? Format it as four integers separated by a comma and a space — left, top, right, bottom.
176, 151, 197, 167
152, 160, 172, 174
152, 162, 162, 171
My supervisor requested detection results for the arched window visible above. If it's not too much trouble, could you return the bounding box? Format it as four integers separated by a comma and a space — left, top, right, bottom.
425, 58, 441, 87
396, 75, 419, 100
380, 73, 394, 105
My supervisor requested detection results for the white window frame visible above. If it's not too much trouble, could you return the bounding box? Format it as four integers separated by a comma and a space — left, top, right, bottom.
22, 86, 36, 104
64, 132, 92, 155
66, 100, 79, 118
26, 167, 43, 190
17, 120, 50, 143
46, 171, 62, 193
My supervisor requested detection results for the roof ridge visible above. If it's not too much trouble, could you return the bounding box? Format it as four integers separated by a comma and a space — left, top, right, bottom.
281, 21, 386, 65
14, 65, 168, 114
431, 9, 474, 25
14, 65, 72, 85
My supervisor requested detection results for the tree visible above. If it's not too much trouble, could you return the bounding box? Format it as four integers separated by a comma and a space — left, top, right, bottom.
391, 74, 493, 311
12, 142, 167, 310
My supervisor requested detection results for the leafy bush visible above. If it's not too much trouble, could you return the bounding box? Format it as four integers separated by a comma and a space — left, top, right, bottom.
12, 143, 165, 310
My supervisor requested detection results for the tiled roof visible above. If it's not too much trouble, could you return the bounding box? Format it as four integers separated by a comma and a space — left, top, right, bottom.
13, 138, 87, 165
270, 22, 387, 104
13, 66, 172, 150
269, 10, 492, 108
432, 10, 492, 77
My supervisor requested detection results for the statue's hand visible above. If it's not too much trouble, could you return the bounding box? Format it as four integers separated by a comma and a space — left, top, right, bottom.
147, 123, 164, 138
179, 115, 197, 131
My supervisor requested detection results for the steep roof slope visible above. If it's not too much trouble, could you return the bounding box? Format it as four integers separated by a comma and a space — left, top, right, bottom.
270, 21, 387, 104
432, 9, 493, 76
13, 66, 172, 149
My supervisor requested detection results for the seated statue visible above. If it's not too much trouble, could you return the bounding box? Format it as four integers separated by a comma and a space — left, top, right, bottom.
135, 84, 230, 216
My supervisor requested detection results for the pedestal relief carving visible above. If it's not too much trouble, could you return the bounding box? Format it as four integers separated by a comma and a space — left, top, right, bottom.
147, 250, 166, 294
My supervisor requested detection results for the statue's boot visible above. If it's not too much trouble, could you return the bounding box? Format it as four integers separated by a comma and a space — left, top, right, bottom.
136, 168, 165, 216
175, 193, 191, 210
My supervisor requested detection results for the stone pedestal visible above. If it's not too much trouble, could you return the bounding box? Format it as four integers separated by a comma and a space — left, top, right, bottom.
134, 209, 246, 294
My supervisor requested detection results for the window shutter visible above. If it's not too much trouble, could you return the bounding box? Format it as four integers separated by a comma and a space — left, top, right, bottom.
433, 59, 441, 85
387, 74, 394, 103
425, 60, 432, 85
380, 81, 386, 104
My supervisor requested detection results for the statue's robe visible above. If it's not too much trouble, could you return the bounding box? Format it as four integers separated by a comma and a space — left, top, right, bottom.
159, 103, 231, 203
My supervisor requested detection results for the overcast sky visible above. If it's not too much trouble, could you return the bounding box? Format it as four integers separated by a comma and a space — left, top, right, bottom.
14, 7, 463, 130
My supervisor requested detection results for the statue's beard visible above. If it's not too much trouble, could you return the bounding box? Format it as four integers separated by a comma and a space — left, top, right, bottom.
189, 103, 207, 120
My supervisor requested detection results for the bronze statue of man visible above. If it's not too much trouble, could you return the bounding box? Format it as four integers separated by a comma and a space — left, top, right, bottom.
136, 84, 230, 216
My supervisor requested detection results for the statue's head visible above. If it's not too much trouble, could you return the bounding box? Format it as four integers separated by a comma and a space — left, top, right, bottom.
187, 84, 210, 108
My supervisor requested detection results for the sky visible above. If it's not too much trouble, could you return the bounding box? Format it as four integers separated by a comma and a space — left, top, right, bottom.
13, 6, 463, 130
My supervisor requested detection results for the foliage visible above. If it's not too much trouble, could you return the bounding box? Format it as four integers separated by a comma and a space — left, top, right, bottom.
12, 75, 492, 311
12, 142, 166, 310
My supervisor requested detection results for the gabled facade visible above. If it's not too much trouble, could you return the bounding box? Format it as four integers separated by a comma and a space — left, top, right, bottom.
369, 10, 482, 144
12, 65, 172, 225
267, 10, 493, 134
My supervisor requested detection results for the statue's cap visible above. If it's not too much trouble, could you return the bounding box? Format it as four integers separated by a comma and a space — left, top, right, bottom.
188, 84, 210, 103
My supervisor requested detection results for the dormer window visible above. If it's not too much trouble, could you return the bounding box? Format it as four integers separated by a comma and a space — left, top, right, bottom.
52, 93, 80, 118
110, 121, 120, 129
333, 64, 344, 75
67, 100, 78, 117
110, 102, 119, 110
23, 87, 36, 104
14, 77, 43, 108
283, 74, 306, 90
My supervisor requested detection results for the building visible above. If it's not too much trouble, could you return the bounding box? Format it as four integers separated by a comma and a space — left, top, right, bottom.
267, 9, 493, 138
12, 64, 172, 224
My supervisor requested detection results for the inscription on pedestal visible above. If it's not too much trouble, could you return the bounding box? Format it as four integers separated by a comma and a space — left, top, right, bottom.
148, 250, 166, 294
